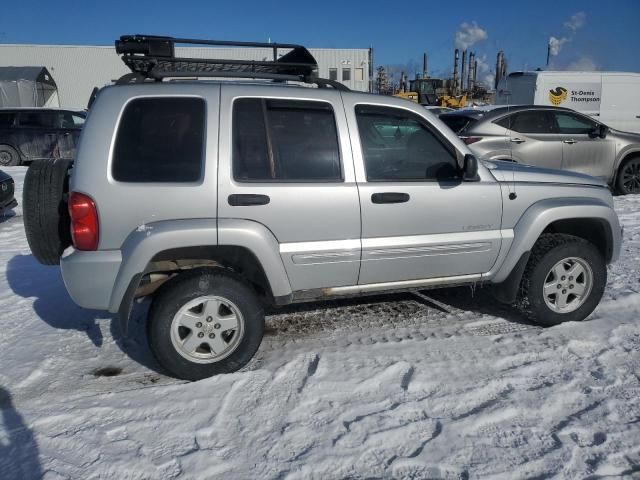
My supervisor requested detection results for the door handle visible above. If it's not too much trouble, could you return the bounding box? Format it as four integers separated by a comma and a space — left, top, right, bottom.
228, 194, 270, 206
563, 139, 576, 144
510, 138, 525, 144
371, 192, 410, 204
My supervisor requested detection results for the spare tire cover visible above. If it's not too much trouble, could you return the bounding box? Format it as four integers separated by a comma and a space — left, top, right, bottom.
23, 159, 73, 265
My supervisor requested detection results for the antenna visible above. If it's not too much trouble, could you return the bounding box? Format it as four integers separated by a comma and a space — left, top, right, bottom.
504, 72, 517, 200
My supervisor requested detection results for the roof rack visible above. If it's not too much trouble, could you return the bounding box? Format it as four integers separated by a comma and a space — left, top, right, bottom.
114, 34, 349, 91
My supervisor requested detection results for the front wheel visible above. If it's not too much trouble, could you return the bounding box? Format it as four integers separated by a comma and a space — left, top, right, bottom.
148, 270, 265, 380
516, 234, 606, 326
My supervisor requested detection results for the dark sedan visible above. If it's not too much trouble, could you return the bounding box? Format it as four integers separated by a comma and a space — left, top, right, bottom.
0, 169, 17, 212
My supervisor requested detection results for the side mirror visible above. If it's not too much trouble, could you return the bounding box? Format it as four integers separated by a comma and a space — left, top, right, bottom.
599, 124, 609, 139
589, 124, 608, 139
462, 154, 480, 182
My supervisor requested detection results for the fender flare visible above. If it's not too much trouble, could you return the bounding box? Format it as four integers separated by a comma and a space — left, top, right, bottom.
491, 197, 621, 286
109, 218, 291, 333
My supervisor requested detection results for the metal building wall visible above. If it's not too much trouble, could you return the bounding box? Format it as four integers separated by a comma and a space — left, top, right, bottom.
0, 44, 370, 109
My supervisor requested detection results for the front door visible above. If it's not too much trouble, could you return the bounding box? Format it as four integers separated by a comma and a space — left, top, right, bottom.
344, 101, 503, 285
15, 110, 59, 160
550, 110, 615, 181
56, 111, 85, 159
217, 85, 361, 291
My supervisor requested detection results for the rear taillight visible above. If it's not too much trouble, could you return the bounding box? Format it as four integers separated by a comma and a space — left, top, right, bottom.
68, 192, 99, 251
461, 136, 483, 145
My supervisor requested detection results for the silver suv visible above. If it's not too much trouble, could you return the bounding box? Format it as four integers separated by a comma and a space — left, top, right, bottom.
23, 36, 622, 380
440, 105, 640, 195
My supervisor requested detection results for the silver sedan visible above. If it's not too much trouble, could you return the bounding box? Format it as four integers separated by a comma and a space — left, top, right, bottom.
440, 105, 640, 194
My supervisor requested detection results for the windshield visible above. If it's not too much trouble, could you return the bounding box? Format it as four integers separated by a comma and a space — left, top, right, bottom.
440, 115, 476, 134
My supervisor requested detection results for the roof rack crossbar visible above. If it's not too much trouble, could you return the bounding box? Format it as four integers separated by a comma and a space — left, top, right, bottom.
115, 34, 350, 91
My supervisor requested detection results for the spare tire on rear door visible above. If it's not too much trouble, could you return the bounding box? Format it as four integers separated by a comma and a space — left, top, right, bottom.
23, 159, 73, 265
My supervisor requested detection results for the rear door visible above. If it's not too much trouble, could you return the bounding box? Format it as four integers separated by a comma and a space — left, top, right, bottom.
217, 85, 361, 291
550, 110, 615, 181
496, 110, 563, 169
15, 111, 59, 159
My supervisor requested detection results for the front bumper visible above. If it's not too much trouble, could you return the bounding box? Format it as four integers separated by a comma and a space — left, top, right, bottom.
60, 247, 122, 310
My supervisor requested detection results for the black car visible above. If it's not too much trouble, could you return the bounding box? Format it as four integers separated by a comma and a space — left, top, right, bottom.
0, 108, 86, 166
0, 169, 16, 212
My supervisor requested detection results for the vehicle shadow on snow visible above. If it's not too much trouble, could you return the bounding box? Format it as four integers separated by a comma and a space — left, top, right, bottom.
264, 287, 534, 339
427, 285, 535, 326
6, 254, 107, 347
0, 386, 42, 480
5, 254, 167, 376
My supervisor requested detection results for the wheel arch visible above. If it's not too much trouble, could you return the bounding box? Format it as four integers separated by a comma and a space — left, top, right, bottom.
491, 197, 621, 287
109, 218, 292, 335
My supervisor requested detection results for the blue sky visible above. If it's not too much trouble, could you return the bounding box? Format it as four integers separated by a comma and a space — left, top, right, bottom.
2, 0, 638, 83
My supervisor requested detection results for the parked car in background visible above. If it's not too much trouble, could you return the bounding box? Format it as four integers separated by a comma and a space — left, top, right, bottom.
0, 108, 86, 166
440, 105, 640, 194
0, 169, 16, 213
423, 105, 454, 115
495, 71, 640, 134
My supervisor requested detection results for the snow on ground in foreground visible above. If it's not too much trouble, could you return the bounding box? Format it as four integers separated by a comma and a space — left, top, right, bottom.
0, 165, 639, 479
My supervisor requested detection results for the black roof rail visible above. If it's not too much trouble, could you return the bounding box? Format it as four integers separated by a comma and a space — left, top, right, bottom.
114, 34, 349, 91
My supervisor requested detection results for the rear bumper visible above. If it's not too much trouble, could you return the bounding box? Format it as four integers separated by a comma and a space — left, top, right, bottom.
60, 247, 122, 310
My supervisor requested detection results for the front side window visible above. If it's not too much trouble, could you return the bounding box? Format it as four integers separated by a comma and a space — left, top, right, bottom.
59, 112, 86, 129
355, 105, 459, 181
553, 112, 597, 134
112, 97, 205, 183
501, 111, 554, 134
233, 98, 342, 182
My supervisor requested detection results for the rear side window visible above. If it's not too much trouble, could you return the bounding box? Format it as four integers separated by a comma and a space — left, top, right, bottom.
112, 97, 205, 183
233, 98, 342, 182
499, 111, 554, 134
440, 115, 475, 134
18, 111, 58, 128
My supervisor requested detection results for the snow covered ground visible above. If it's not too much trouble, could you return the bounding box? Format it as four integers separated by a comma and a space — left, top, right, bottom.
1, 165, 639, 479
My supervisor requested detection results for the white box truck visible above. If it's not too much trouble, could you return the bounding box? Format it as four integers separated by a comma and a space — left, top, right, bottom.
495, 71, 640, 133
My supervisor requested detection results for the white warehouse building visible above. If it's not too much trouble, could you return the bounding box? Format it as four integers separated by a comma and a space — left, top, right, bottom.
0, 43, 372, 110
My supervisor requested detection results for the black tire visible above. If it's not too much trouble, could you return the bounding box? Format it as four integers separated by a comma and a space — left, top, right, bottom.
0, 145, 20, 166
616, 156, 640, 195
148, 269, 265, 381
23, 159, 73, 265
516, 234, 606, 326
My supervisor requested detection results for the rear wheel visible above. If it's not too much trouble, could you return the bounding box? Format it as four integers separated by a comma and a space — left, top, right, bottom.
0, 145, 20, 166
616, 156, 640, 195
148, 270, 265, 381
516, 234, 606, 326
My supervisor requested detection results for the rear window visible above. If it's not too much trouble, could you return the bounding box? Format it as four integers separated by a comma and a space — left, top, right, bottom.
112, 97, 205, 183
440, 115, 475, 134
